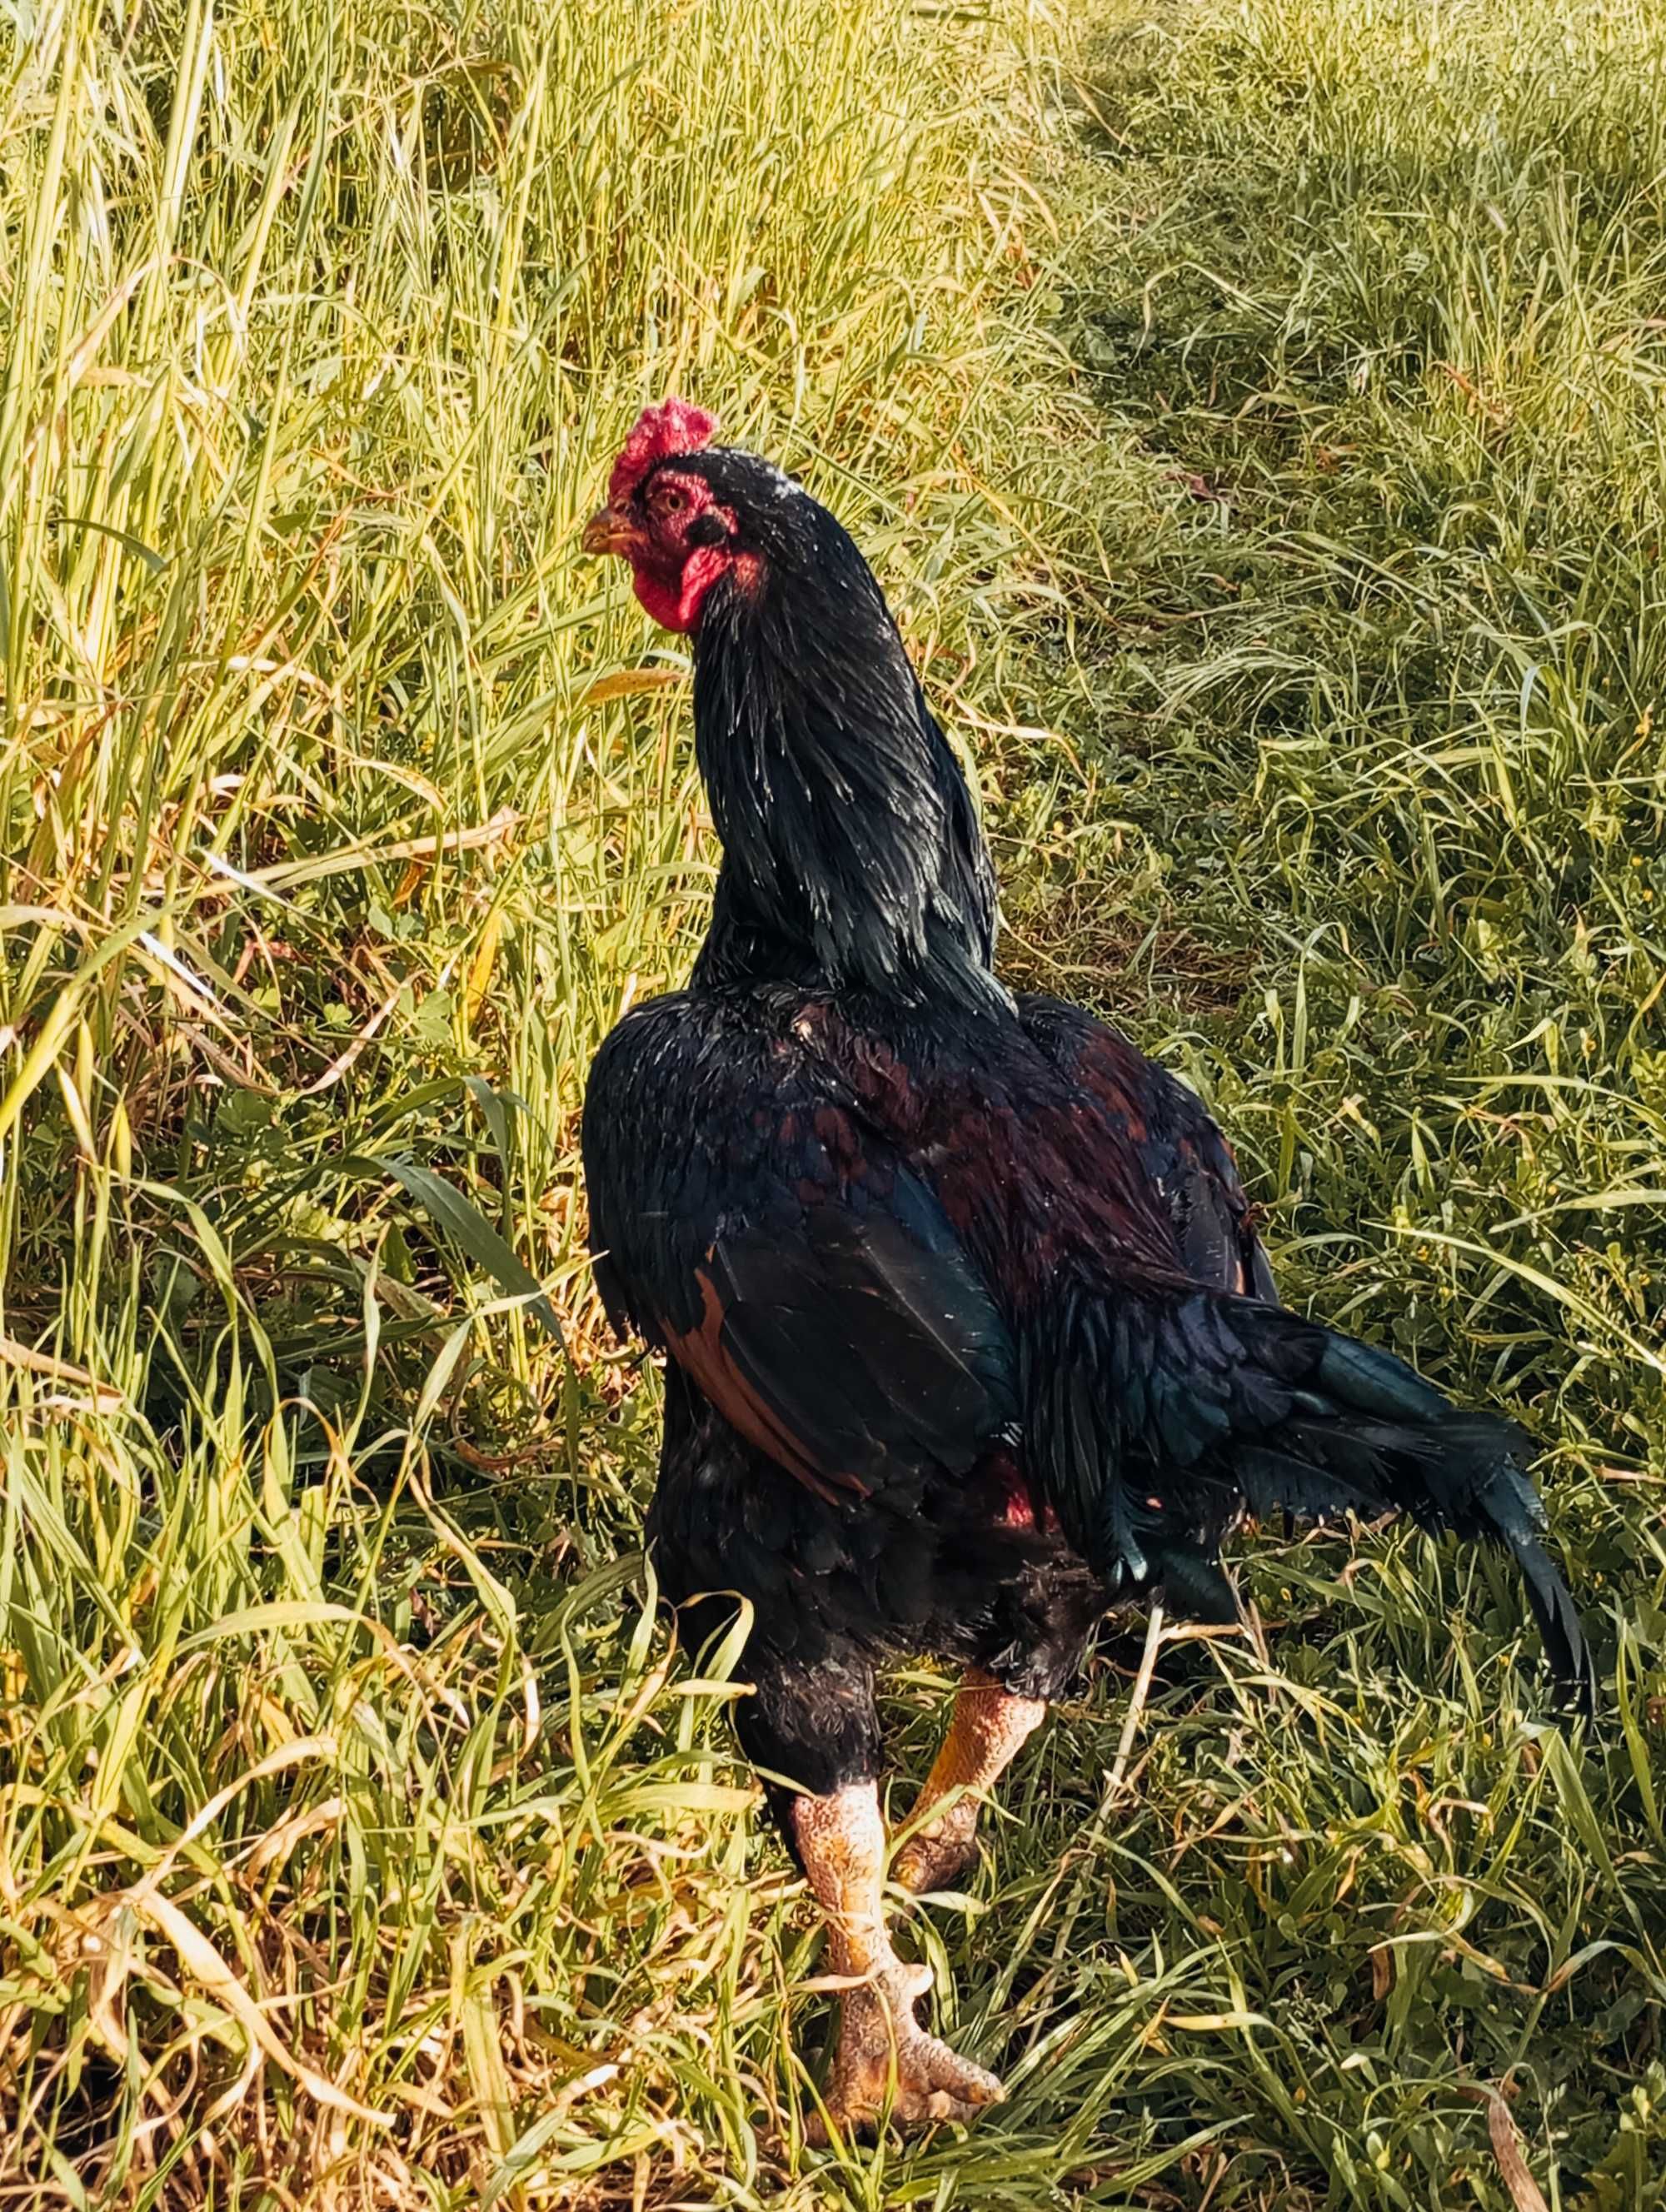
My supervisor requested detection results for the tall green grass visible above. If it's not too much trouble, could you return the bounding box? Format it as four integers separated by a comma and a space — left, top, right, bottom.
2, 0, 1664, 2202
0, 0, 1084, 2197
996, 0, 1666, 2200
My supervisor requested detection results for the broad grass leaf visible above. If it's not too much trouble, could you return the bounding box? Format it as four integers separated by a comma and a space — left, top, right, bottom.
379, 1155, 564, 1343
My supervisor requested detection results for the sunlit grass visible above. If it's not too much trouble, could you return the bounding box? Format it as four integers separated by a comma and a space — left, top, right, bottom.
2, 0, 1664, 2201
0, 0, 1085, 2196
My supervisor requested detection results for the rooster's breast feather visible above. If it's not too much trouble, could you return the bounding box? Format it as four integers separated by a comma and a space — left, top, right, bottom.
581, 990, 1019, 1504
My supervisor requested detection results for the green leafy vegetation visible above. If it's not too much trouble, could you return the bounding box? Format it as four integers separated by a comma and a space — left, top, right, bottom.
1, 0, 1661, 2202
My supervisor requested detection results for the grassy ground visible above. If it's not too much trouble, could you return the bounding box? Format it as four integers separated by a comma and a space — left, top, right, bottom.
2, 0, 1663, 2203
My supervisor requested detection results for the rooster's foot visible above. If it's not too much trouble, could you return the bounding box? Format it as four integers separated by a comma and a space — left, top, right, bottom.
807, 1961, 1004, 2140
891, 1815, 978, 1897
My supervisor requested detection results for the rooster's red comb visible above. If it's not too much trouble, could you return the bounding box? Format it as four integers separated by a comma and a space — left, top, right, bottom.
608, 397, 720, 506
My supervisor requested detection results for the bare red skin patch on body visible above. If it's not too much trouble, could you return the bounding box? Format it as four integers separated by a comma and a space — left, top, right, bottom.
980, 1447, 1059, 1533
996, 1473, 1036, 1530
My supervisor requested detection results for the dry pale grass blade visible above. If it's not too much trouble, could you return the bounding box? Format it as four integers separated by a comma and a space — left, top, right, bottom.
1476, 2089, 1553, 2212
122, 1890, 392, 2127
0, 1334, 123, 1411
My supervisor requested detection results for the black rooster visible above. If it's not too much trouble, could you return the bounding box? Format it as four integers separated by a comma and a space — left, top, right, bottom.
581, 401, 1592, 2137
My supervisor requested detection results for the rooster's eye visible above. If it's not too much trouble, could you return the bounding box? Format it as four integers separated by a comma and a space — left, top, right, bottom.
658, 488, 686, 514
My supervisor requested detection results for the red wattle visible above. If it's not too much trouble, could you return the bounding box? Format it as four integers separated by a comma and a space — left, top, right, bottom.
633, 544, 733, 634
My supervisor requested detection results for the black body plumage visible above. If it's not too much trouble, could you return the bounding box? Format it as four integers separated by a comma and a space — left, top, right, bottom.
581, 443, 1594, 1823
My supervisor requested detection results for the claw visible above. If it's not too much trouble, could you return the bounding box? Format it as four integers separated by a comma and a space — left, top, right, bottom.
808, 1961, 1005, 2141
891, 1822, 978, 1898
792, 1782, 1006, 2145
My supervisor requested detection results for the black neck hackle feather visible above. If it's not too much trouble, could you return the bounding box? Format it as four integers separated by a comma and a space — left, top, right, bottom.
675, 448, 1003, 1011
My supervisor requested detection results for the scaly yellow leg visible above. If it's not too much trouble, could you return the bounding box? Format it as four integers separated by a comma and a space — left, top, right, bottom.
795, 1781, 1004, 2138
891, 1669, 1046, 1897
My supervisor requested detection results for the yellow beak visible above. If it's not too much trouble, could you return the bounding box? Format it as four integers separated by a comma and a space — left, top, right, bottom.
581, 505, 636, 557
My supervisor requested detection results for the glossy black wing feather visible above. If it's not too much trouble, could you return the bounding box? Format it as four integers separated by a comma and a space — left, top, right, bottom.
1018, 994, 1275, 1300
1036, 1284, 1593, 1709
706, 1202, 1014, 1475
583, 989, 1018, 1499
1005, 1001, 1590, 1678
